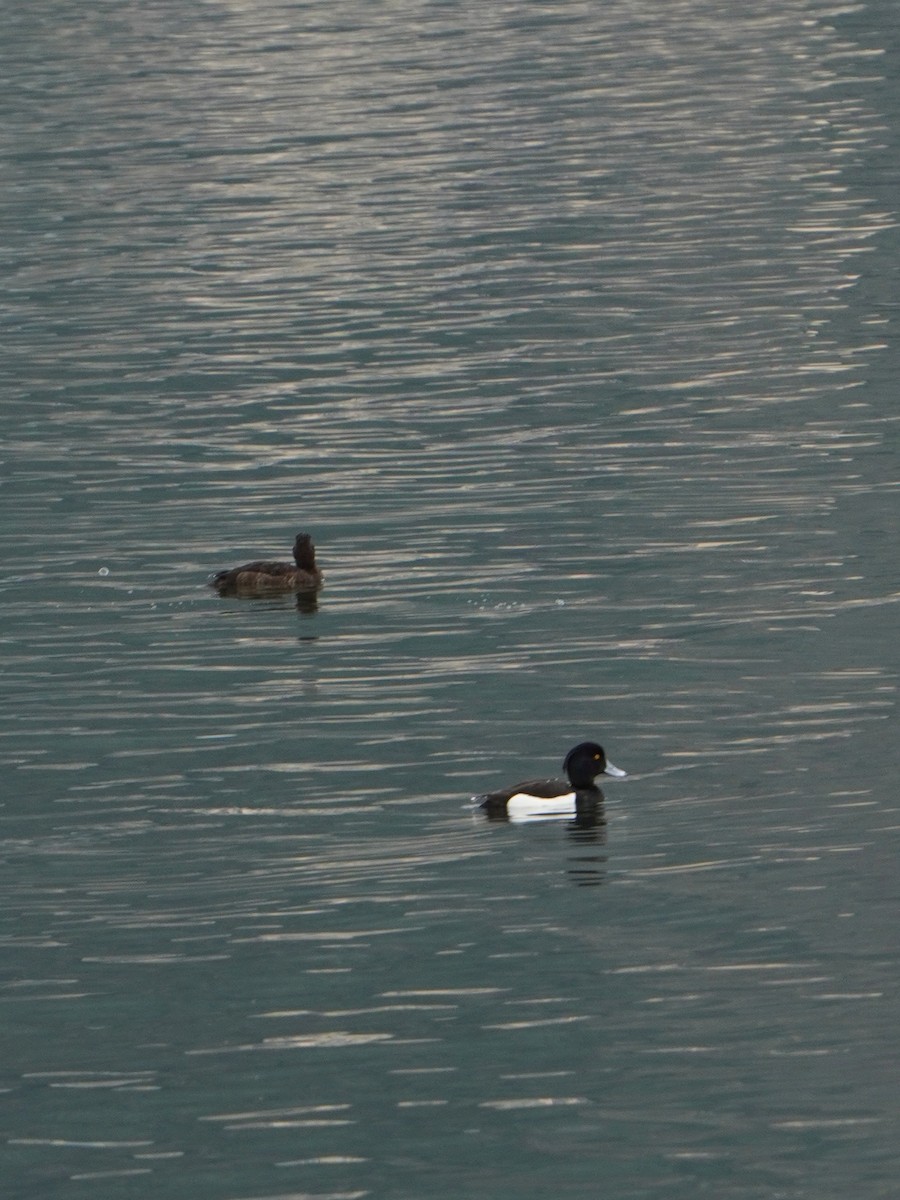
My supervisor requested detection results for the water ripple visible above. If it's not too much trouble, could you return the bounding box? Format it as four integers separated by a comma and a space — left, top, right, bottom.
3, 0, 899, 1196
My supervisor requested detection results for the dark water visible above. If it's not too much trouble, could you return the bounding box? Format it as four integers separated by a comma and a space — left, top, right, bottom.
2, 1, 899, 1197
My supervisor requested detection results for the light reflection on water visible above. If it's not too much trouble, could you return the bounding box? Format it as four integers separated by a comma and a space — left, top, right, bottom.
2, 0, 899, 1196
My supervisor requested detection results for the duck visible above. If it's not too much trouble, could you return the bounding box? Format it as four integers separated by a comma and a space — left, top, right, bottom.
474, 741, 626, 822
210, 532, 323, 596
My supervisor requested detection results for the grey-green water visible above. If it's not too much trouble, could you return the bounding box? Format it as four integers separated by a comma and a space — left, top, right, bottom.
2, 1, 899, 1197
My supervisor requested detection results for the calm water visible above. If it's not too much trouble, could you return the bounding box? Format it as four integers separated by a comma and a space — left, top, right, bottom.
2, 0, 899, 1197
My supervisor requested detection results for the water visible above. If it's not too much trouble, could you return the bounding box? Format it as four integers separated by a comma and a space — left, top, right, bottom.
2, 0, 898, 1197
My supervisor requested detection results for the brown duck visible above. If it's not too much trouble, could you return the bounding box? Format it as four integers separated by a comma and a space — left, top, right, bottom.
210, 532, 323, 596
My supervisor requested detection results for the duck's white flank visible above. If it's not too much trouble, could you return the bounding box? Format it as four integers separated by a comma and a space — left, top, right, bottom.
505, 791, 578, 823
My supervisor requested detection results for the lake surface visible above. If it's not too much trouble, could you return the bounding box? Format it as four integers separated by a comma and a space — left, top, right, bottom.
2, 1, 899, 1197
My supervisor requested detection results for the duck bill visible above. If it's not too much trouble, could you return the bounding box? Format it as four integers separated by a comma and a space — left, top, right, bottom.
603, 762, 627, 778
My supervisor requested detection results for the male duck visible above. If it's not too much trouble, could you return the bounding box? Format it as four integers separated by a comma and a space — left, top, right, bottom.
474, 741, 626, 822
210, 532, 323, 596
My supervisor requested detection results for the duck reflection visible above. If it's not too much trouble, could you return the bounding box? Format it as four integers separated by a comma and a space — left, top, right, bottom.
477, 789, 609, 885
294, 590, 319, 615
565, 802, 608, 887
